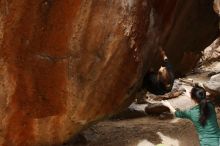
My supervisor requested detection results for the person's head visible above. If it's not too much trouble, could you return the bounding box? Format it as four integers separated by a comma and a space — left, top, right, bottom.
190, 84, 210, 126
190, 84, 206, 103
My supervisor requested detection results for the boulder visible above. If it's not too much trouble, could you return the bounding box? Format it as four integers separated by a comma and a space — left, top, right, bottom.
204, 74, 220, 96
199, 38, 220, 73
0, 0, 218, 145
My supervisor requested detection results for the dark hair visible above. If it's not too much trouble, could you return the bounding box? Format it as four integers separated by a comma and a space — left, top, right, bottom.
191, 84, 210, 126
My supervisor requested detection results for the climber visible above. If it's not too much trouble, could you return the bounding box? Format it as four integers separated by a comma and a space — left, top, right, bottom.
142, 47, 174, 95
162, 85, 220, 146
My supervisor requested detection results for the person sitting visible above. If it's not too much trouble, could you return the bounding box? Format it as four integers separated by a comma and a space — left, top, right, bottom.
162, 85, 220, 146
142, 48, 174, 95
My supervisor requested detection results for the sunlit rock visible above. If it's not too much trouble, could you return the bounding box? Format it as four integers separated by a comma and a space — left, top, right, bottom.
0, 0, 218, 145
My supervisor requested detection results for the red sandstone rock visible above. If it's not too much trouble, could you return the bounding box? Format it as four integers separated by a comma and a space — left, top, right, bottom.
0, 0, 218, 145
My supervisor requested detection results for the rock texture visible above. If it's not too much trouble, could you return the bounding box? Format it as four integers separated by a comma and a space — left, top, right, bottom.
214, 0, 220, 15
204, 74, 220, 96
0, 0, 218, 145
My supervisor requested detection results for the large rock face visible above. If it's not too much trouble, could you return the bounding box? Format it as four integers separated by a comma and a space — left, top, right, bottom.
0, 0, 218, 145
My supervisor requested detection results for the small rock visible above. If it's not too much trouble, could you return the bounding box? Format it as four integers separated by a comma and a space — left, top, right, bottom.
145, 103, 170, 115
159, 112, 174, 120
